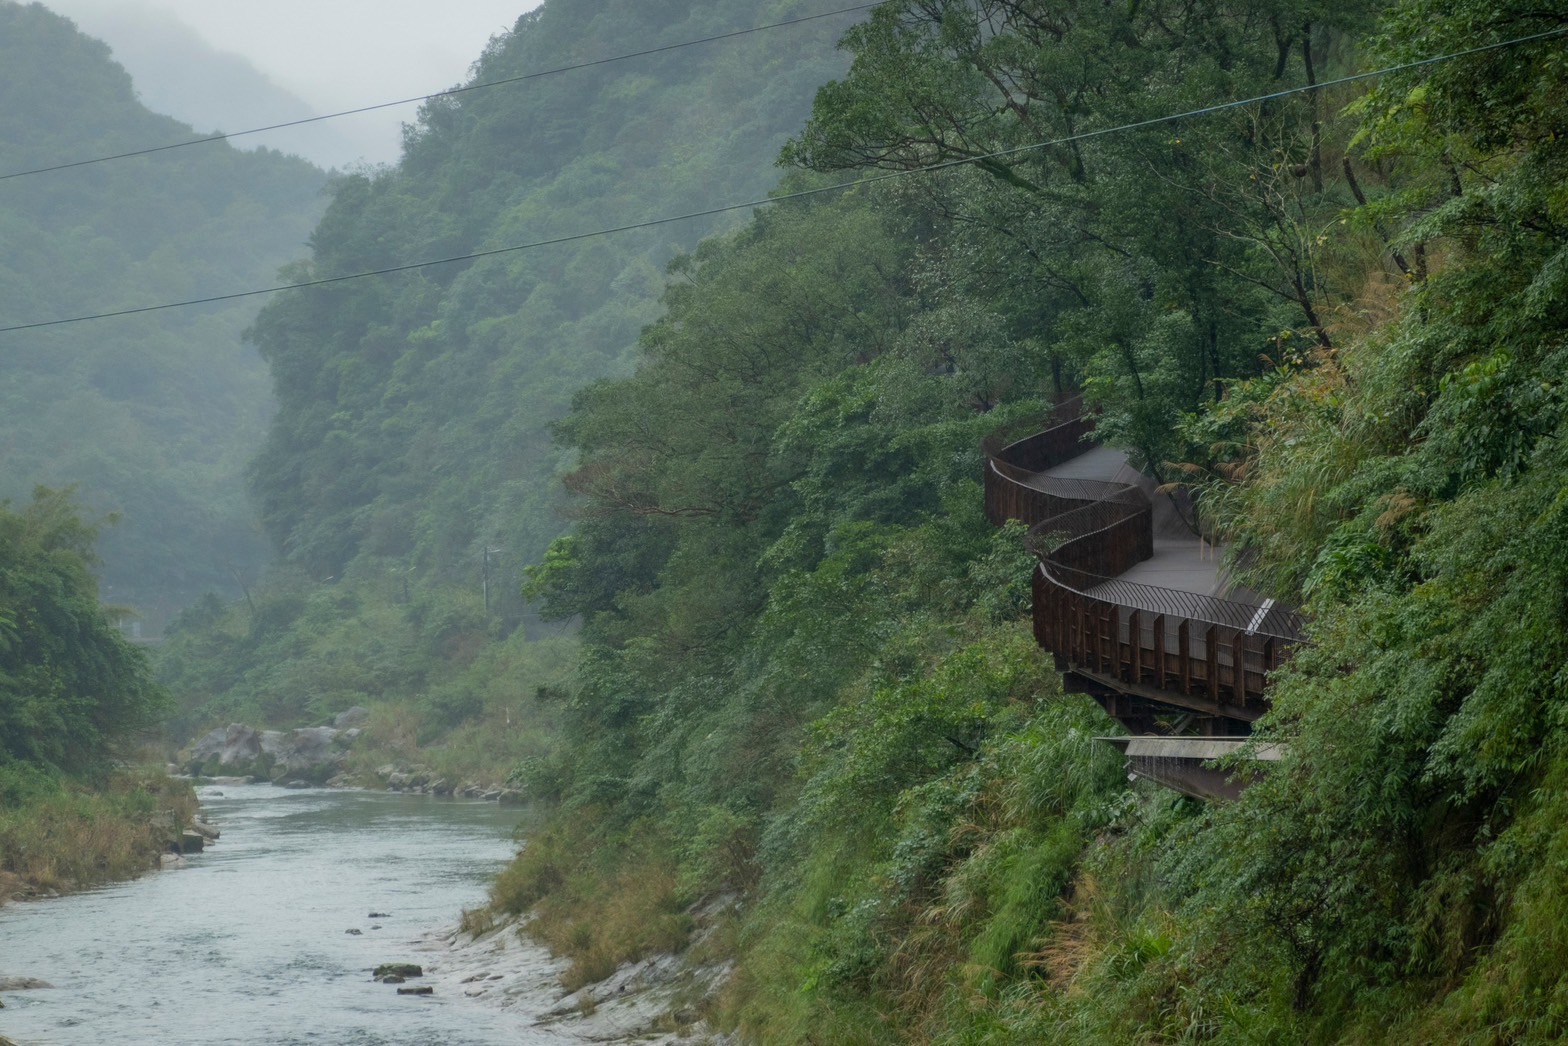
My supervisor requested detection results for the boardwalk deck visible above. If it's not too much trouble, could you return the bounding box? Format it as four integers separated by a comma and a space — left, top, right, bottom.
984, 403, 1305, 734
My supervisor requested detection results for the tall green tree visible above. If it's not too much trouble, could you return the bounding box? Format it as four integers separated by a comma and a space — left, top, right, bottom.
0, 489, 166, 777
784, 0, 1380, 472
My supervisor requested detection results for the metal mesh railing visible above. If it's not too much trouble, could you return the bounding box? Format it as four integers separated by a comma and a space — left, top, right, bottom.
985, 408, 1309, 645
1041, 562, 1308, 640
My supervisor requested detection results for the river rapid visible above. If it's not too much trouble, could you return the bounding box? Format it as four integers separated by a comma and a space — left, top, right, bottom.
0, 782, 581, 1045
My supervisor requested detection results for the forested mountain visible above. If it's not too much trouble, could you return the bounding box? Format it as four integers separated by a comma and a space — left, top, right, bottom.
156, 0, 861, 737
48, 4, 368, 170
245, 0, 858, 587
0, 1, 326, 628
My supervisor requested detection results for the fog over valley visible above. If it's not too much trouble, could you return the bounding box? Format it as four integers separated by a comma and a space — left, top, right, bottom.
38, 0, 539, 166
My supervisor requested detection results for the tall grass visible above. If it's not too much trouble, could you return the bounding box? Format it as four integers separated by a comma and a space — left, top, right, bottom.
0, 769, 196, 901
489, 812, 694, 991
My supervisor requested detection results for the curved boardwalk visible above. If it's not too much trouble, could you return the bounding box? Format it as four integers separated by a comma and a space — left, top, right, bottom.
985, 401, 1305, 736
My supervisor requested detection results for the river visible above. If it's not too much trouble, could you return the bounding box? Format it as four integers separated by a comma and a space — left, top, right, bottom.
0, 782, 582, 1045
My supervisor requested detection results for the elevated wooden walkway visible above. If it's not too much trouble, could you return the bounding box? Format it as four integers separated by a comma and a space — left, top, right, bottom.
985, 401, 1306, 735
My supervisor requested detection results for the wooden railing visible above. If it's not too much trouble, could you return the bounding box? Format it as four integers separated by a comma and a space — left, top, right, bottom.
986, 402, 1305, 724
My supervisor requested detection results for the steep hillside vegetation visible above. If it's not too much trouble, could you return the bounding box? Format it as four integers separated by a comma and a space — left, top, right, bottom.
158, 0, 861, 755
148, 0, 1568, 1036
471, 0, 1568, 1040
0, 1, 325, 628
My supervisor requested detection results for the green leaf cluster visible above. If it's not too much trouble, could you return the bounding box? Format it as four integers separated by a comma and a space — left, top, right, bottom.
0, 488, 166, 780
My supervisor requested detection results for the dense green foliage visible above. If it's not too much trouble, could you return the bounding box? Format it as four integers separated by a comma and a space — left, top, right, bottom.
472, 0, 1568, 1041
0, 489, 193, 898
0, 488, 166, 779
0, 1, 326, 628
159, 0, 861, 762
127, 0, 1568, 1037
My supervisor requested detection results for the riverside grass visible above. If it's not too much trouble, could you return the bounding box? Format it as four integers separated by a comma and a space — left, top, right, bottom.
0, 768, 197, 902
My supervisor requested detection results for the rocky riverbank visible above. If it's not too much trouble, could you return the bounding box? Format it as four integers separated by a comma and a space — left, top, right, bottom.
179, 709, 525, 801
181, 707, 371, 785
411, 901, 737, 1045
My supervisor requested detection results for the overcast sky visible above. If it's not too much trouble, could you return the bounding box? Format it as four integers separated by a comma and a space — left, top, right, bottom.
40, 0, 543, 166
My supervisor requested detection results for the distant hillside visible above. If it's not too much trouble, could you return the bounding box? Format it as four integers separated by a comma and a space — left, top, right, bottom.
151, 0, 863, 740
46, 3, 374, 169
0, 0, 327, 629
247, 0, 859, 599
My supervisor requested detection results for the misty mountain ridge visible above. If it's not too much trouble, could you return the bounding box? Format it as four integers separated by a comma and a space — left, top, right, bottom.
0, 0, 327, 629
41, 0, 380, 169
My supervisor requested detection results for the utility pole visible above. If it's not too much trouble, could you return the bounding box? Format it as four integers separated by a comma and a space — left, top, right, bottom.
482, 547, 503, 613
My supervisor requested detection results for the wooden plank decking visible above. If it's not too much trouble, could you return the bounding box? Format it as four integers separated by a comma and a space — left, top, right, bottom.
985, 401, 1305, 734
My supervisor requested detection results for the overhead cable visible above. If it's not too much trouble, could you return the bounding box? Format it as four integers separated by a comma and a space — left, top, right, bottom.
3, 23, 1564, 337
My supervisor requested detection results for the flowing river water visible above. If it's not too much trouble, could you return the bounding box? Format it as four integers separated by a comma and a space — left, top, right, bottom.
0, 783, 584, 1045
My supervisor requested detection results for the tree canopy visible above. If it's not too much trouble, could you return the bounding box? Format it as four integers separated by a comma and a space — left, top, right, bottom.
0, 488, 166, 778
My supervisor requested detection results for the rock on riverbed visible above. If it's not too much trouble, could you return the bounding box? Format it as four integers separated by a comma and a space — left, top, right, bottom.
0, 978, 53, 991
185, 721, 361, 784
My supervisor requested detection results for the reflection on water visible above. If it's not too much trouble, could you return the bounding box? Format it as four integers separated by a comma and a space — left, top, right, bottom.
0, 784, 573, 1045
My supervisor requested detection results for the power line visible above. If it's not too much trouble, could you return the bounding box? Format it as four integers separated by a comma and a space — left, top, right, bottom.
0, 2, 880, 183
3, 24, 1563, 337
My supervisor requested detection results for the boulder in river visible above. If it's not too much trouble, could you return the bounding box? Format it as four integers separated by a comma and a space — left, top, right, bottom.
396, 985, 434, 996
188, 726, 227, 764
0, 977, 54, 990
373, 963, 423, 979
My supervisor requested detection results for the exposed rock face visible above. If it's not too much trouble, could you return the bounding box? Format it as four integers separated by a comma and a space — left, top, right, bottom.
334, 705, 371, 729
190, 724, 266, 770
186, 723, 353, 783
280, 727, 339, 777
188, 726, 227, 764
